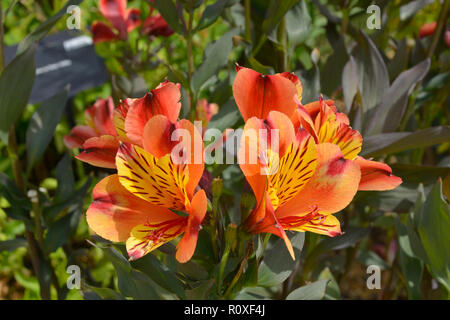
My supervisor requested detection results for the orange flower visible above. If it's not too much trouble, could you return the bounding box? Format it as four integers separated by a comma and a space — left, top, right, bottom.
238, 111, 360, 258
64, 97, 120, 168
86, 115, 206, 263
65, 81, 182, 169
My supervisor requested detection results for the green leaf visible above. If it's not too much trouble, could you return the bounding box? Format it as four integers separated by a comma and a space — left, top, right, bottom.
390, 164, 450, 185
55, 153, 75, 203
0, 45, 36, 144
195, 0, 229, 31
0, 173, 31, 210
186, 279, 215, 300
104, 247, 160, 299
342, 56, 359, 112
17, 0, 84, 54
26, 88, 69, 171
82, 285, 125, 300
152, 0, 184, 34
350, 31, 389, 120
192, 28, 238, 92
322, 36, 348, 97
286, 279, 329, 300
416, 180, 450, 291
207, 99, 240, 132
399, 0, 434, 20
131, 253, 186, 299
258, 232, 304, 287
310, 227, 370, 256
366, 59, 430, 135
44, 212, 73, 253
262, 0, 300, 35
0, 238, 27, 252
285, 0, 311, 49
299, 64, 320, 104
318, 268, 340, 300
395, 217, 423, 299
357, 250, 390, 270
361, 126, 450, 158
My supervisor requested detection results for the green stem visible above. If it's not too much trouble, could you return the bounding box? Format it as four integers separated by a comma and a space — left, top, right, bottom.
224, 241, 254, 298
217, 245, 230, 295
244, 0, 251, 42
186, 8, 196, 122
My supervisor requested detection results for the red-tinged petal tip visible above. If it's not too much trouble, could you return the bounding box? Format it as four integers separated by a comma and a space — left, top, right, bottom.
76, 135, 120, 169
354, 157, 402, 191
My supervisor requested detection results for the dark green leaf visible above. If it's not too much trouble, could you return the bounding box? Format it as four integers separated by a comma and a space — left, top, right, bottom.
399, 0, 434, 20
26, 88, 69, 171
299, 65, 320, 104
0, 173, 31, 210
258, 232, 304, 287
262, 0, 300, 35
55, 153, 75, 203
311, 227, 370, 255
192, 28, 238, 92
131, 253, 186, 299
390, 164, 450, 185
416, 180, 450, 291
286, 279, 329, 300
366, 59, 430, 135
207, 99, 240, 132
195, 0, 229, 31
361, 126, 450, 158
44, 212, 73, 253
152, 0, 184, 34
82, 285, 125, 300
395, 217, 423, 299
318, 268, 340, 300
0, 45, 36, 144
0, 238, 27, 252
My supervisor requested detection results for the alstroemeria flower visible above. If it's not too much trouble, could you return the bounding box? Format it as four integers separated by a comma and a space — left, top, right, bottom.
294, 98, 402, 191
87, 111, 207, 262
141, 6, 174, 37
92, 0, 141, 43
65, 81, 182, 169
64, 97, 121, 168
238, 110, 362, 258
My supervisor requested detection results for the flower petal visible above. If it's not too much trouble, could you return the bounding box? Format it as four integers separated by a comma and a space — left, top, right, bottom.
76, 135, 120, 168
276, 143, 361, 218
126, 8, 141, 32
124, 81, 181, 146
232, 66, 298, 121
354, 156, 402, 191
64, 125, 97, 149
116, 143, 189, 210
126, 216, 186, 261
99, 0, 127, 37
143, 117, 204, 198
86, 174, 180, 242
280, 213, 342, 237
85, 97, 116, 136
176, 189, 207, 263
91, 21, 119, 43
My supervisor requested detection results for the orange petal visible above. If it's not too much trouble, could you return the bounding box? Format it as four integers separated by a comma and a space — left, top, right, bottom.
176, 190, 208, 263
143, 117, 204, 198
233, 66, 298, 121
276, 143, 361, 218
116, 143, 189, 211
64, 125, 97, 149
302, 99, 335, 119
279, 72, 303, 103
354, 156, 402, 191
124, 81, 181, 146
76, 135, 120, 168
86, 174, 180, 242
245, 193, 295, 260
85, 97, 116, 136
113, 99, 132, 143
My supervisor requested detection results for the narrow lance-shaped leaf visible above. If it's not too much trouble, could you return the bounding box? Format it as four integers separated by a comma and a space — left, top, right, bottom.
0, 45, 36, 144
152, 0, 184, 34
191, 28, 239, 92
26, 87, 69, 171
195, 0, 230, 31
286, 279, 329, 300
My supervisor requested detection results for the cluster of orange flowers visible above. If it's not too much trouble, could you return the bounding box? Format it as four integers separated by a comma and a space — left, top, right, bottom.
65, 66, 402, 262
